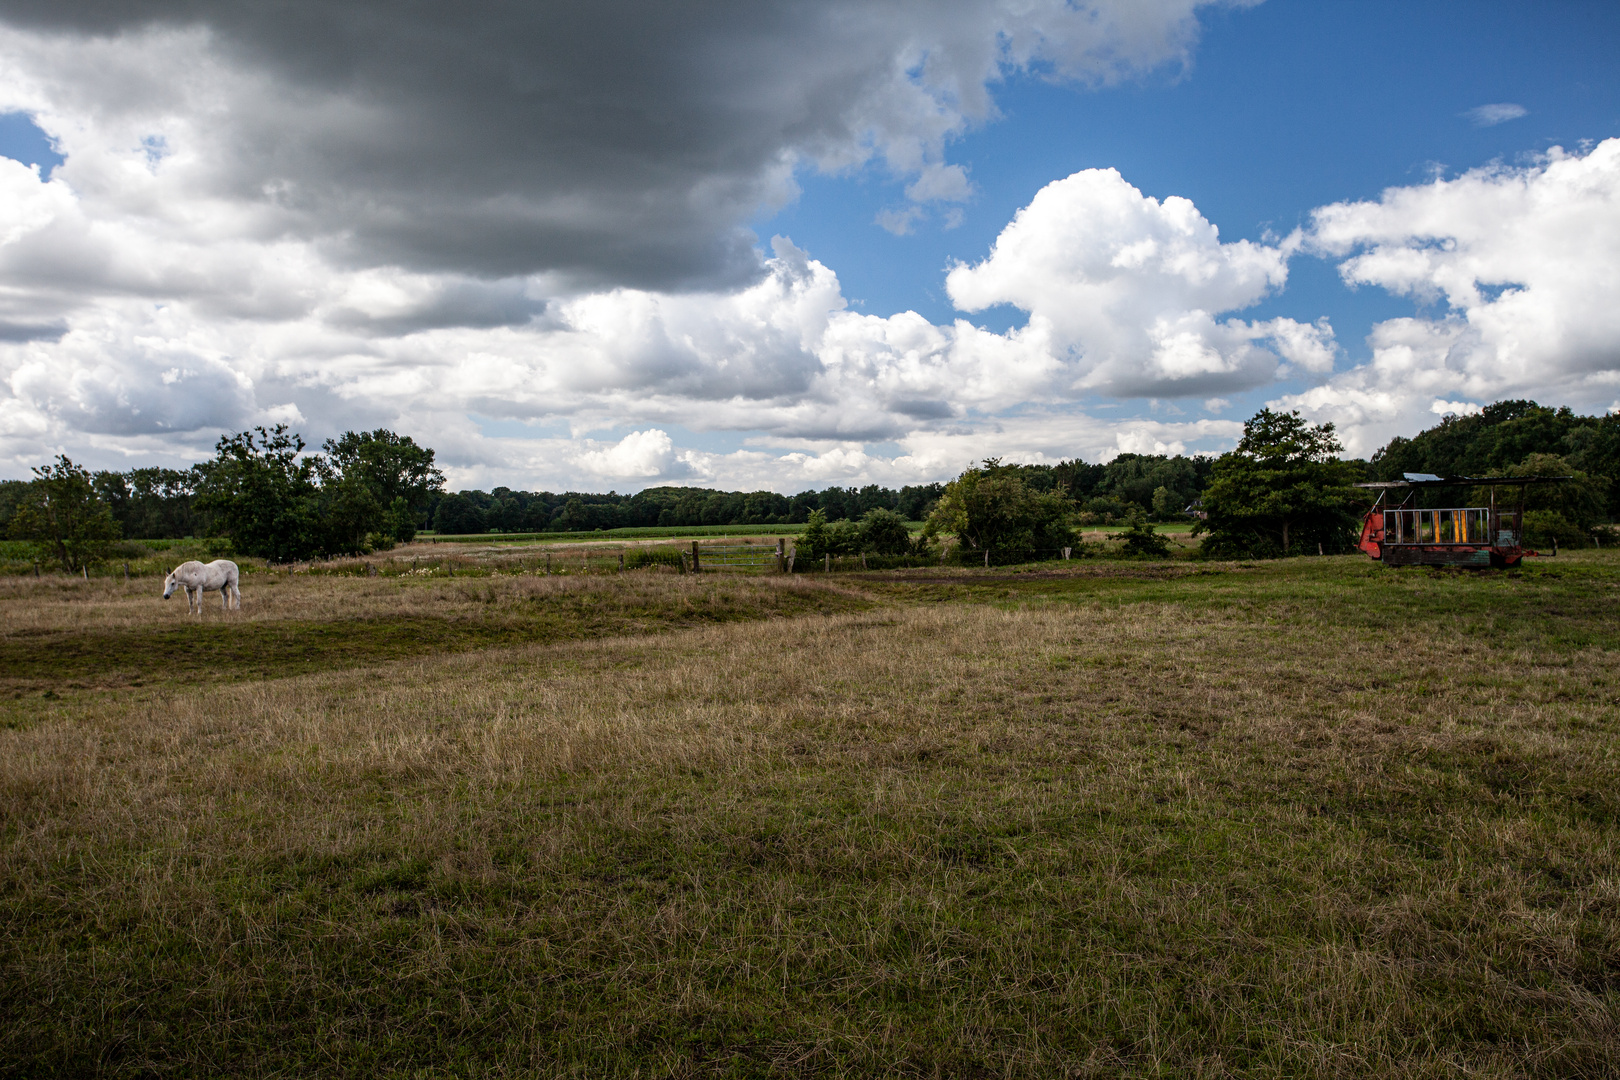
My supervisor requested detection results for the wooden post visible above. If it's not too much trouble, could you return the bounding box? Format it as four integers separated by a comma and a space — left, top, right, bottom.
34, 562, 40, 577
618, 551, 625, 571
776, 538, 785, 573
1062, 547, 1071, 560
984, 549, 990, 569
1318, 542, 1324, 556
545, 553, 551, 574
123, 561, 130, 580
824, 553, 830, 573
691, 541, 701, 574
82, 565, 88, 581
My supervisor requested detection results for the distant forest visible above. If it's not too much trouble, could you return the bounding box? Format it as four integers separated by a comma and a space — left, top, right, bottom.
3, 399, 1618, 540
1370, 400, 1620, 520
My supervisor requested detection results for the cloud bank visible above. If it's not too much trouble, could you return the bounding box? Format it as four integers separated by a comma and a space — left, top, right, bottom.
2, 2, 1618, 488
0, 0, 1245, 290
1278, 138, 1620, 454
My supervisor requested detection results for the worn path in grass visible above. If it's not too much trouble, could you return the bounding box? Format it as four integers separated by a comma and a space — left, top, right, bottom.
3, 553, 1620, 1077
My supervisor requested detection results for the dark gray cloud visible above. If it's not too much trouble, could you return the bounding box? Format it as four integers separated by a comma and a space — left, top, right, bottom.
0, 0, 1220, 291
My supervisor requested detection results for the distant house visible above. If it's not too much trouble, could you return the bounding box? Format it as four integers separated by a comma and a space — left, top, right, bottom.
1184, 499, 1207, 520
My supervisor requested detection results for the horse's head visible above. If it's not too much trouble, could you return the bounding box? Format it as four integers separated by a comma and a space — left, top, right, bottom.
162, 568, 178, 599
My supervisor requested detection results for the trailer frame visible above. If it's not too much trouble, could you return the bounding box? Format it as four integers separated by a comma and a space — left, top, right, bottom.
1355, 473, 1569, 568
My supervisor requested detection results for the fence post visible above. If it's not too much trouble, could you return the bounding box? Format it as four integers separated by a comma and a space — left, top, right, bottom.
82, 565, 88, 581
776, 538, 785, 573
618, 551, 625, 571
691, 541, 701, 574
984, 549, 990, 569
824, 553, 830, 573
545, 554, 551, 574
34, 561, 40, 577
124, 561, 130, 580
1062, 547, 1071, 560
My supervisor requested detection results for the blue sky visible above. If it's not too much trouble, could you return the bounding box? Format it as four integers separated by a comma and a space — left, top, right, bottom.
1, 0, 1618, 489
762, 0, 1620, 426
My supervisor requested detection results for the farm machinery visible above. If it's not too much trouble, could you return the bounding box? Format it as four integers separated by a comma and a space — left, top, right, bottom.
1356, 473, 1569, 568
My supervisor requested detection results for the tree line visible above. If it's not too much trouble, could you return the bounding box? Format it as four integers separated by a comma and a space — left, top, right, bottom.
4, 399, 1617, 570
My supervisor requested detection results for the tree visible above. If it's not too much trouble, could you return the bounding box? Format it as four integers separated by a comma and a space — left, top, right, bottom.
1472, 453, 1607, 548
198, 425, 325, 562
7, 455, 121, 571
322, 429, 445, 539
1198, 409, 1364, 559
926, 459, 1077, 560
432, 493, 485, 535
93, 466, 209, 539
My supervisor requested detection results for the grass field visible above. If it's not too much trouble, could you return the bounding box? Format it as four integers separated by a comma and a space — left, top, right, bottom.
3, 551, 1619, 1077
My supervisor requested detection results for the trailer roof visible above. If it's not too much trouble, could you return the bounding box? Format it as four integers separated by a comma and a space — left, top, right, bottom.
1355, 473, 1572, 489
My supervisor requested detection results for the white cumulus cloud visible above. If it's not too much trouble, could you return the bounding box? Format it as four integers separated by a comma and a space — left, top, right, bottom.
1279, 138, 1620, 454
944, 167, 1330, 397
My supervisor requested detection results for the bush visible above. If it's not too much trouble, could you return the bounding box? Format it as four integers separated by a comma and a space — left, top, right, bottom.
1522, 510, 1589, 550
858, 508, 912, 555
797, 509, 864, 560
1111, 518, 1173, 558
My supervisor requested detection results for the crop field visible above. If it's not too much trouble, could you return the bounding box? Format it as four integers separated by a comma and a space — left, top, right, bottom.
3, 549, 1619, 1077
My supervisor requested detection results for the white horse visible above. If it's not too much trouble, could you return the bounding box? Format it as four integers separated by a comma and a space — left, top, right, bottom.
163, 559, 242, 614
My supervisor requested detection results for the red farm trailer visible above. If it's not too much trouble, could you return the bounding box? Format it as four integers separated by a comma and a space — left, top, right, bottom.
1356, 473, 1569, 568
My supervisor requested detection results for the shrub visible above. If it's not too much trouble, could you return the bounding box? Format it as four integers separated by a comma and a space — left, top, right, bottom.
1111, 518, 1173, 558
858, 508, 912, 555
1522, 510, 1589, 550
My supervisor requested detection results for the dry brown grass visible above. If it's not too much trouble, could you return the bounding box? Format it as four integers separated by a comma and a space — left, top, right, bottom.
0, 562, 835, 634
4, 557, 1620, 1075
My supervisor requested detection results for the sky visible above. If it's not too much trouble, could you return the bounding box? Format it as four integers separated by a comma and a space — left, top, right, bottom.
0, 0, 1618, 492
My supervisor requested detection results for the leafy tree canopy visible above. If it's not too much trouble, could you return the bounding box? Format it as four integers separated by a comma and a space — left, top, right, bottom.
7, 455, 121, 571
1372, 400, 1620, 520
198, 425, 326, 562
1199, 410, 1365, 559
927, 459, 1077, 558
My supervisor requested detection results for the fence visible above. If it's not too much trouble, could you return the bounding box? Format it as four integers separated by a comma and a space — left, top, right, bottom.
689, 540, 786, 573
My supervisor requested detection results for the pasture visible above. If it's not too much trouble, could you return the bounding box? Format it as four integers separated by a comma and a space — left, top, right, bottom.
2, 548, 1619, 1077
